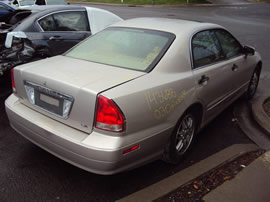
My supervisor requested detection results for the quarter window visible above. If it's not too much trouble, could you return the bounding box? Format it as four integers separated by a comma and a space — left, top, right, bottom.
39, 11, 89, 32
215, 30, 243, 59
192, 30, 223, 69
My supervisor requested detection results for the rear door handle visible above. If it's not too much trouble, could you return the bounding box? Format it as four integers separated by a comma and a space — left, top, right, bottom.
198, 75, 210, 86
232, 64, 238, 71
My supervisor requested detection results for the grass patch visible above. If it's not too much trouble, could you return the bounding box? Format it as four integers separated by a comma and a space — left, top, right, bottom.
68, 0, 210, 5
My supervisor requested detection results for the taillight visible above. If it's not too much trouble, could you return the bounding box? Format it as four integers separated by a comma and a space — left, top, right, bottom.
11, 68, 16, 92
95, 95, 125, 132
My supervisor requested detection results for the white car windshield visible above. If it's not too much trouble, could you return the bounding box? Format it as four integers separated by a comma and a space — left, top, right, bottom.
65, 27, 175, 72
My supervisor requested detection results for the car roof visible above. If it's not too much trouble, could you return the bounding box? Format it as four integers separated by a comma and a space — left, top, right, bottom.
110, 18, 223, 35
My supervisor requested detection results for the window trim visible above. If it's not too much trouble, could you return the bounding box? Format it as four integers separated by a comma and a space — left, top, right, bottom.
189, 28, 245, 71
37, 9, 90, 33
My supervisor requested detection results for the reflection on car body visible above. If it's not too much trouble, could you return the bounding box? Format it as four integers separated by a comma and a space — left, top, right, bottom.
5, 18, 262, 175
0, 1, 15, 17
0, 5, 122, 77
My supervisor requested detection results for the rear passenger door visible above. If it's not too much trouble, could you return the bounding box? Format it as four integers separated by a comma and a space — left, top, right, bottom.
191, 30, 235, 121
37, 10, 91, 55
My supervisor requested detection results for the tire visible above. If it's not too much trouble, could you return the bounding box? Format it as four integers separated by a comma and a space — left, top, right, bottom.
246, 67, 260, 100
163, 111, 198, 164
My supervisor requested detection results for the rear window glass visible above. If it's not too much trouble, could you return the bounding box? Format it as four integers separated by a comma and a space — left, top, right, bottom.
65, 27, 175, 72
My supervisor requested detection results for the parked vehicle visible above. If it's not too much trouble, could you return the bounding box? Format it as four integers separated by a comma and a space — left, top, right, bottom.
12, 0, 68, 7
5, 18, 262, 175
0, 1, 15, 17
0, 5, 123, 77
0, 0, 13, 5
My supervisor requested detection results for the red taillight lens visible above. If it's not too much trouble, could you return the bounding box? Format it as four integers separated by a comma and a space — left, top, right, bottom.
11, 68, 16, 92
95, 95, 125, 132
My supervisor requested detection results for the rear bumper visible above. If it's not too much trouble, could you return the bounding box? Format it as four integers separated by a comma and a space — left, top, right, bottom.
5, 94, 168, 175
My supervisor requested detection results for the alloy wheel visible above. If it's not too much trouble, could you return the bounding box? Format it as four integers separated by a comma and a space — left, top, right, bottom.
175, 114, 195, 155
249, 71, 259, 97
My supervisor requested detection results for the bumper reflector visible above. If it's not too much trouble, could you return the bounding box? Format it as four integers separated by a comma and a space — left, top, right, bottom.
123, 145, 140, 155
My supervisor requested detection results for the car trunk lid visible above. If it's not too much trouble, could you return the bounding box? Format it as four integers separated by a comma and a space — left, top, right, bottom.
14, 55, 145, 133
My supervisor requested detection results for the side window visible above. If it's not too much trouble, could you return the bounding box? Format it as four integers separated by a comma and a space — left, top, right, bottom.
39, 15, 57, 31
52, 11, 89, 31
215, 30, 243, 59
192, 30, 222, 69
35, 0, 46, 5
38, 11, 90, 32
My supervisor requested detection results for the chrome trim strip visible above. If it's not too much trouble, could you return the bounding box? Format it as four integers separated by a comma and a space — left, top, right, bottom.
206, 81, 249, 112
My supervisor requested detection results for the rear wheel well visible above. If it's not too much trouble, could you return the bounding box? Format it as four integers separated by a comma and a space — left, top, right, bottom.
185, 103, 203, 130
162, 103, 204, 164
245, 61, 262, 100
256, 61, 262, 73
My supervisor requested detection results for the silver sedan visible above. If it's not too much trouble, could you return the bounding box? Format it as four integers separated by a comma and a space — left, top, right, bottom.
5, 18, 262, 175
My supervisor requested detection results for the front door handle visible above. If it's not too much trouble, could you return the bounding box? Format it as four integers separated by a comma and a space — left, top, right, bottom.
198, 75, 210, 86
49, 36, 62, 41
232, 64, 238, 71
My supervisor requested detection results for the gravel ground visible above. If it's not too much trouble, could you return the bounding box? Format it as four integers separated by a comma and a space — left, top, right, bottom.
263, 98, 270, 117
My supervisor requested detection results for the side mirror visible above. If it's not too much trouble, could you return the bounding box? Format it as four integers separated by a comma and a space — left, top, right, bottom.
243, 46, 255, 56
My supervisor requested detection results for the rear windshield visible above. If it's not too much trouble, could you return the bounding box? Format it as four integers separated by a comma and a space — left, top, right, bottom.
65, 27, 175, 72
